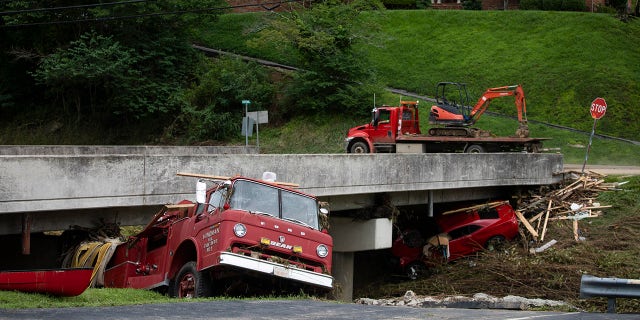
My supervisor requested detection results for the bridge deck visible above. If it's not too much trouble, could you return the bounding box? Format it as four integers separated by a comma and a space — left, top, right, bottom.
0, 146, 563, 234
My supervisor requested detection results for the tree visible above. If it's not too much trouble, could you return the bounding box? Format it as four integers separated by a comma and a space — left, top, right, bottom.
250, 0, 385, 116
175, 57, 276, 142
2, 0, 225, 122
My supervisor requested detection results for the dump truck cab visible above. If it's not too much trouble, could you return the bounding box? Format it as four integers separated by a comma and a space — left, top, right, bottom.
345, 101, 420, 153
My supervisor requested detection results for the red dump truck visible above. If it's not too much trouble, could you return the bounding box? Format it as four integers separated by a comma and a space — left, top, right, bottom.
345, 83, 547, 153
104, 172, 333, 297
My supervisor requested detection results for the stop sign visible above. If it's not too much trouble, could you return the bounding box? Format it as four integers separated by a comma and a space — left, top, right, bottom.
590, 97, 607, 119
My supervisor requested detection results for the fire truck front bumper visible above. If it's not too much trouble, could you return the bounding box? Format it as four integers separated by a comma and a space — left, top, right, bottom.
218, 252, 333, 289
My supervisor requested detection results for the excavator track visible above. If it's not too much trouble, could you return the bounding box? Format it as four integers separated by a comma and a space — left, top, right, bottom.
428, 127, 493, 138
428, 127, 471, 137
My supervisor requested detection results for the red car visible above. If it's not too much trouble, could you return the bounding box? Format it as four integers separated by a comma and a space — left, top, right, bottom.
435, 201, 519, 260
391, 201, 519, 279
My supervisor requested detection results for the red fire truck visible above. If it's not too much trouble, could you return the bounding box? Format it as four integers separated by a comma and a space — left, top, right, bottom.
103, 172, 333, 297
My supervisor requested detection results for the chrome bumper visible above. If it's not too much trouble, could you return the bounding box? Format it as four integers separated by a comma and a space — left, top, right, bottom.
218, 252, 333, 289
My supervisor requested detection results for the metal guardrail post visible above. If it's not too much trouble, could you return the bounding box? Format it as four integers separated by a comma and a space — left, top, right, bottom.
580, 274, 640, 313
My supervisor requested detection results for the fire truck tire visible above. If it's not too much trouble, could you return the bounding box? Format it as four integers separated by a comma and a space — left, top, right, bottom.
465, 144, 485, 153
350, 141, 369, 153
170, 261, 213, 298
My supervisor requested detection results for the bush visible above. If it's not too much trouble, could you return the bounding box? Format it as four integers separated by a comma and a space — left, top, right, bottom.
177, 57, 275, 142
462, 0, 483, 10
382, 0, 417, 9
519, 0, 586, 11
416, 0, 432, 9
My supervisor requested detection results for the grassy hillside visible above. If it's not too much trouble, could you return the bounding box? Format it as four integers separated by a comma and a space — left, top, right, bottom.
192, 10, 640, 141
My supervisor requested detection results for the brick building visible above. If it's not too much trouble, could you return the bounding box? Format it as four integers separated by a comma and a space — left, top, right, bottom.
430, 0, 608, 11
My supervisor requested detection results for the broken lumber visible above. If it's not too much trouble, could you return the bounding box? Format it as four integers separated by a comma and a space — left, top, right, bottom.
515, 210, 538, 240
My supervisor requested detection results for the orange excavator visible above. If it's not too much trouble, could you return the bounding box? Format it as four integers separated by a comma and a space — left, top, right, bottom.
428, 82, 530, 138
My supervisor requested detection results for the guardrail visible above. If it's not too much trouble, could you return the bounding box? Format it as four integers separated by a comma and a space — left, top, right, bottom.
580, 274, 640, 313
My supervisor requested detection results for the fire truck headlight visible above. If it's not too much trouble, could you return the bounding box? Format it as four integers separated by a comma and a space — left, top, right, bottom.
316, 244, 329, 258
233, 223, 247, 237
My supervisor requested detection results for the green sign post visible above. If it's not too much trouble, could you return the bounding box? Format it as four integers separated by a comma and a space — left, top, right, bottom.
242, 100, 251, 150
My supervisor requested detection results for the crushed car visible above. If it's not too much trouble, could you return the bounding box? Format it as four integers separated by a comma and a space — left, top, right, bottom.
391, 201, 519, 279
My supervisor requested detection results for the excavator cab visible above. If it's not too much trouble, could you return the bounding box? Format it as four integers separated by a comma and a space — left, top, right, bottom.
429, 82, 472, 126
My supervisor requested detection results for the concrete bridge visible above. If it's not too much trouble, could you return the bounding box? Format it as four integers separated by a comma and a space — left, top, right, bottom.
0, 145, 564, 300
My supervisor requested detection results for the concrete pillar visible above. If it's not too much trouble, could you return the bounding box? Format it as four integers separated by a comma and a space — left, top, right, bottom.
332, 252, 354, 302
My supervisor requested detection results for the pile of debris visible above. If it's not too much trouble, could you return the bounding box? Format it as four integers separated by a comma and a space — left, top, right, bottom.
355, 290, 573, 311
516, 170, 625, 252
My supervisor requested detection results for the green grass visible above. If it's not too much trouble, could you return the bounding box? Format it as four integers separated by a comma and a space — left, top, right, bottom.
0, 288, 174, 309
191, 10, 640, 141
0, 288, 316, 309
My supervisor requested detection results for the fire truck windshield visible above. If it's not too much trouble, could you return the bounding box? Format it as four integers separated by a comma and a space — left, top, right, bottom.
229, 180, 320, 230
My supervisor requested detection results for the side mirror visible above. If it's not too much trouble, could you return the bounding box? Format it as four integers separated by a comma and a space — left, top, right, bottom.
371, 108, 379, 127
196, 179, 206, 204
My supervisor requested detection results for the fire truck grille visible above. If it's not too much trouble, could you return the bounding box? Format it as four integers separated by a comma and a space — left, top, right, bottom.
231, 245, 326, 274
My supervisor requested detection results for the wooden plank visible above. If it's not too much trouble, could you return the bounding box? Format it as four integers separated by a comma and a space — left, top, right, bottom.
528, 211, 545, 224
440, 200, 508, 216
555, 205, 612, 215
540, 200, 553, 242
177, 172, 231, 181
177, 171, 300, 188
165, 203, 196, 209
515, 210, 538, 240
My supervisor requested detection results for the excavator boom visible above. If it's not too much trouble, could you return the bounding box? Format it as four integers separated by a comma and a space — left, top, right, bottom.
468, 84, 527, 126
429, 82, 530, 138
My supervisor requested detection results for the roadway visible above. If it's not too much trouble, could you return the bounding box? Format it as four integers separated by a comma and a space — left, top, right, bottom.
0, 299, 634, 320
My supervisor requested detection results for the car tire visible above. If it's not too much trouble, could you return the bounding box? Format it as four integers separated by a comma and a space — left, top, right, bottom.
486, 236, 506, 252
405, 262, 426, 280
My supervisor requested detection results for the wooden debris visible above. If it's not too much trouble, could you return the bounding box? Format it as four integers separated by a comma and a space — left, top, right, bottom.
539, 200, 552, 242
515, 210, 538, 240
516, 171, 621, 250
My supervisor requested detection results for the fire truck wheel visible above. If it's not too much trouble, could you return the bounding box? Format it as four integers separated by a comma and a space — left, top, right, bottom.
170, 261, 213, 298
350, 141, 369, 153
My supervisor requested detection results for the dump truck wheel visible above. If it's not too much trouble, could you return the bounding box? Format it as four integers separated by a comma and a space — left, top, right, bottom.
465, 144, 485, 153
170, 261, 212, 298
350, 141, 369, 153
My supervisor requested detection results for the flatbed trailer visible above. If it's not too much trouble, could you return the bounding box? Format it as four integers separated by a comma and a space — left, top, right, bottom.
393, 135, 549, 153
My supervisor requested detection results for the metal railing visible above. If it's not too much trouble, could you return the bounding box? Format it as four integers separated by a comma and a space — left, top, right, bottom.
580, 274, 640, 313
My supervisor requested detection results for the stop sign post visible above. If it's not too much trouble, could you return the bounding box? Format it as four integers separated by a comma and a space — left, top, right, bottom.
582, 98, 607, 174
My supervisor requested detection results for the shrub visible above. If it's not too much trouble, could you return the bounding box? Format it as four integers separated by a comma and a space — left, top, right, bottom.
382, 0, 417, 9
520, 0, 586, 11
462, 0, 483, 10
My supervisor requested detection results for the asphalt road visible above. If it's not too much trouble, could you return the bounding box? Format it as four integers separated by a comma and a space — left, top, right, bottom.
564, 164, 640, 176
1, 299, 636, 320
